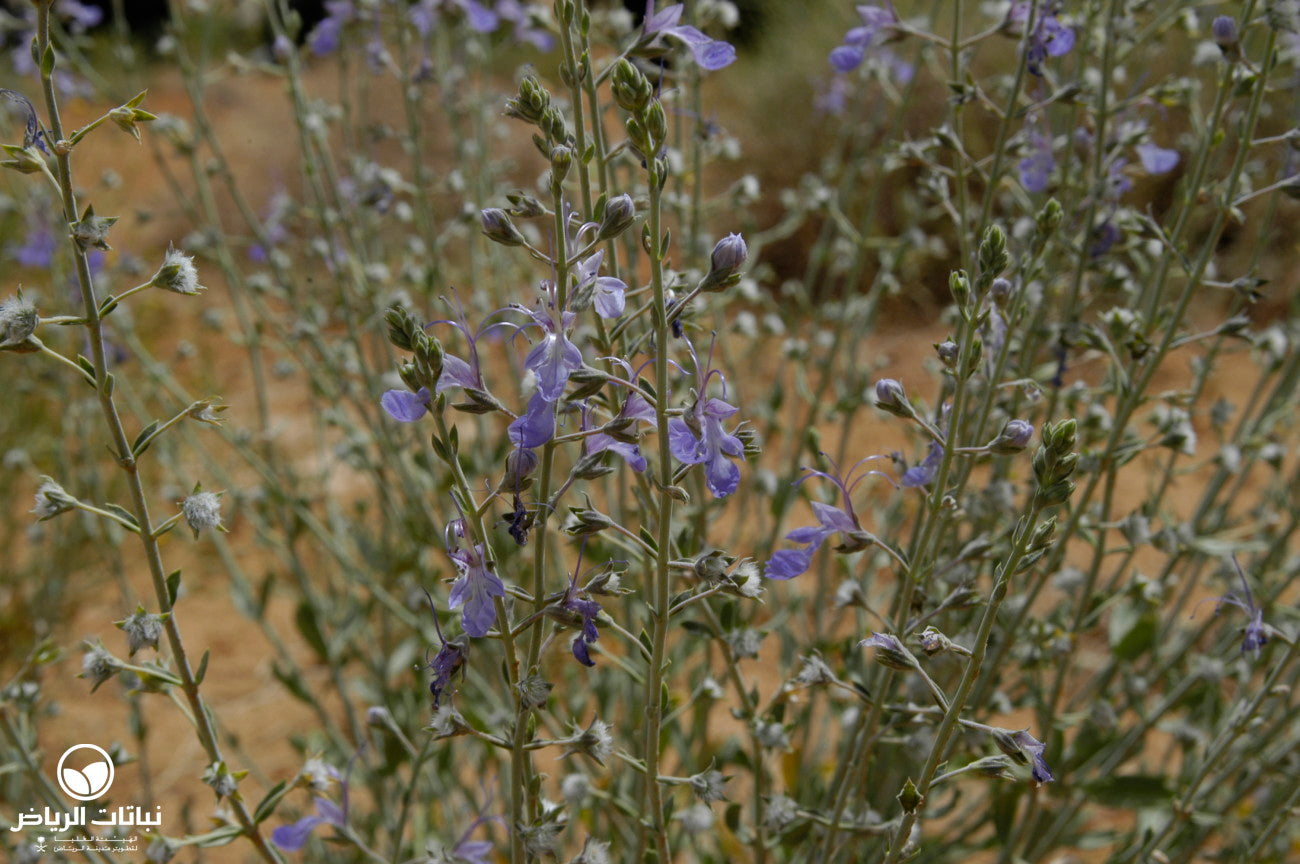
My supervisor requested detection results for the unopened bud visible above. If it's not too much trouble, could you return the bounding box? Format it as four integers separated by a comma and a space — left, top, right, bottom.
481, 208, 527, 246
1212, 16, 1240, 58
597, 193, 636, 240
874, 378, 911, 418
990, 419, 1034, 454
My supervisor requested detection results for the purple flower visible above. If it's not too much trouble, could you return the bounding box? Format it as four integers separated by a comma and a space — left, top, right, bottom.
901, 441, 943, 488
765, 454, 894, 580
1005, 1, 1075, 76
1136, 141, 1180, 175
308, 1, 355, 55
272, 760, 350, 854
1010, 730, 1054, 785
422, 592, 468, 707
1019, 124, 1055, 193
583, 402, 648, 472
57, 0, 103, 33
518, 298, 583, 402
828, 4, 899, 72
644, 3, 737, 71
766, 501, 857, 581
1106, 158, 1133, 199
382, 387, 432, 422
425, 296, 511, 393
668, 338, 746, 497
447, 789, 503, 864
410, 0, 498, 36
1204, 556, 1269, 655
428, 637, 468, 707
11, 217, 55, 269
669, 397, 744, 497
0, 88, 45, 151
272, 797, 345, 851
248, 190, 291, 263
1088, 219, 1121, 258
447, 521, 505, 638
508, 391, 557, 448
496, 0, 555, 51
575, 251, 627, 319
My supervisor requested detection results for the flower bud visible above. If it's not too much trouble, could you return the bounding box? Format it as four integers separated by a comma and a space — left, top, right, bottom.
860, 632, 913, 670
480, 207, 527, 246
550, 145, 573, 183
645, 100, 668, 148
706, 232, 748, 283
506, 190, 545, 218
949, 269, 971, 306
1036, 197, 1063, 237
990, 277, 1015, 305
385, 304, 422, 351
977, 224, 1009, 287
917, 626, 953, 655
874, 378, 911, 418
1212, 16, 1239, 57
597, 193, 636, 240
990, 419, 1034, 454
505, 75, 551, 125
611, 58, 653, 114
936, 340, 959, 368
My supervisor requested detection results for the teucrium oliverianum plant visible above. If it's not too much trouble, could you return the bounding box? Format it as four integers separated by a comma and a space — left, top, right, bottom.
1, 1, 1298, 863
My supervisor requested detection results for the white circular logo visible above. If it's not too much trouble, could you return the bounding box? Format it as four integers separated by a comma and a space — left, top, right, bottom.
56, 744, 115, 801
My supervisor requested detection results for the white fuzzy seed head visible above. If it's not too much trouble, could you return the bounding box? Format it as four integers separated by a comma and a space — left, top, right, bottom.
181, 490, 222, 538
0, 294, 39, 350
152, 248, 205, 296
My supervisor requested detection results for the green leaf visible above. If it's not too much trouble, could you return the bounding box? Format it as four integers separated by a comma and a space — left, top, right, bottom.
101, 502, 141, 532
194, 649, 210, 685
724, 802, 743, 832
1108, 602, 1157, 661
295, 601, 330, 661
1082, 774, 1172, 808
132, 420, 160, 457
271, 662, 314, 705
253, 780, 290, 824
166, 569, 182, 605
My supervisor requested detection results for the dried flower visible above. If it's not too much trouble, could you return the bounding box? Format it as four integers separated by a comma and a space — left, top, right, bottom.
181, 489, 223, 538
0, 293, 39, 351
32, 476, 76, 520
116, 607, 165, 655
150, 248, 205, 296
688, 768, 730, 802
